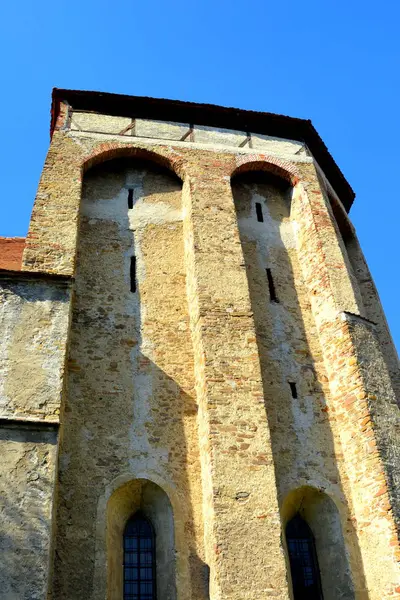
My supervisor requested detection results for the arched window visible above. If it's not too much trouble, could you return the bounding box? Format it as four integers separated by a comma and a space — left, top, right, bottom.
286, 514, 323, 600
123, 513, 156, 600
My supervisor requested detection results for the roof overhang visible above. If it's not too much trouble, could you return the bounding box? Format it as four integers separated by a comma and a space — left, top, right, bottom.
51, 88, 355, 211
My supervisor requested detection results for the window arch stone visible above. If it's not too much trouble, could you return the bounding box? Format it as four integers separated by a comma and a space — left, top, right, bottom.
106, 478, 177, 600
282, 486, 355, 600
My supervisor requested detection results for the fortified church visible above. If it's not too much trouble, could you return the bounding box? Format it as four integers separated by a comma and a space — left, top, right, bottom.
0, 89, 399, 600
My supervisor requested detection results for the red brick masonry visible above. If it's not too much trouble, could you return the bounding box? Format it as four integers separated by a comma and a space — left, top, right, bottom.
0, 237, 25, 270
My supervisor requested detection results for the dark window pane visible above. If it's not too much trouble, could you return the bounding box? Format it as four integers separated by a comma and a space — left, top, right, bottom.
286, 514, 323, 600
140, 537, 151, 549
123, 513, 156, 599
124, 537, 136, 550
139, 567, 152, 580
124, 552, 138, 565
142, 552, 152, 565
139, 521, 152, 536
124, 567, 138, 581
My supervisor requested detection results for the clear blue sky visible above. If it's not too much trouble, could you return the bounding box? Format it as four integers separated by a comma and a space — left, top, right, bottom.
0, 0, 399, 351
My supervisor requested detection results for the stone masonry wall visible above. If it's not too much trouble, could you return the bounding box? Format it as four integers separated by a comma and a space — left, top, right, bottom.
291, 162, 400, 598
8, 102, 399, 599
232, 172, 357, 598
182, 153, 289, 598
327, 195, 400, 403
51, 159, 206, 600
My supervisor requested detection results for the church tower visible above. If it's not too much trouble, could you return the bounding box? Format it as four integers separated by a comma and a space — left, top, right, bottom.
1, 89, 399, 600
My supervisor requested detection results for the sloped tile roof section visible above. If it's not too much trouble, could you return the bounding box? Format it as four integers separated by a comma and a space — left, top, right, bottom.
0, 237, 25, 271
51, 88, 355, 211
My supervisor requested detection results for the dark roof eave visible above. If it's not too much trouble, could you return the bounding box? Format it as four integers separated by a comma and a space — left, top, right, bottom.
51, 88, 355, 211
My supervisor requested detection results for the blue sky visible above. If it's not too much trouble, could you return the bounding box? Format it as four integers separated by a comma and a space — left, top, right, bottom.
0, 0, 399, 350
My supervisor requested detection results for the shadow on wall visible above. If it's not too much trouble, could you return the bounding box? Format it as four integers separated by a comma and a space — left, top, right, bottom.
50, 158, 209, 600
231, 170, 368, 600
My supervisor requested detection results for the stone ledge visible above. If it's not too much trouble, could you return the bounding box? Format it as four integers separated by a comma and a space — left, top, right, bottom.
340, 311, 378, 328
0, 269, 73, 283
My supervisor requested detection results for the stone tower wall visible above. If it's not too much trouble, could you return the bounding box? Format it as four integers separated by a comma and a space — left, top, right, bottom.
0, 101, 399, 599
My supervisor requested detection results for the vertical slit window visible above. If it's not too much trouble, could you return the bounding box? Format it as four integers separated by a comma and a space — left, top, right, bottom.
266, 268, 278, 303
286, 514, 323, 600
128, 188, 134, 209
289, 382, 298, 399
130, 256, 137, 293
255, 202, 264, 222
124, 513, 156, 600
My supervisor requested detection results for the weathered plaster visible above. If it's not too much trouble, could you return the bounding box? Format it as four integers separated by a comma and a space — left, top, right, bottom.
0, 277, 71, 420
0, 426, 58, 600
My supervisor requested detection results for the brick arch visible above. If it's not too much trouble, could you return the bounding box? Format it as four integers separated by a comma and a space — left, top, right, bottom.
231, 154, 301, 186
81, 142, 185, 181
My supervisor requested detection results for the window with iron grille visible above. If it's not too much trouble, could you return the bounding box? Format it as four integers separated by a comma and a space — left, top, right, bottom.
286, 514, 323, 600
123, 513, 156, 600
